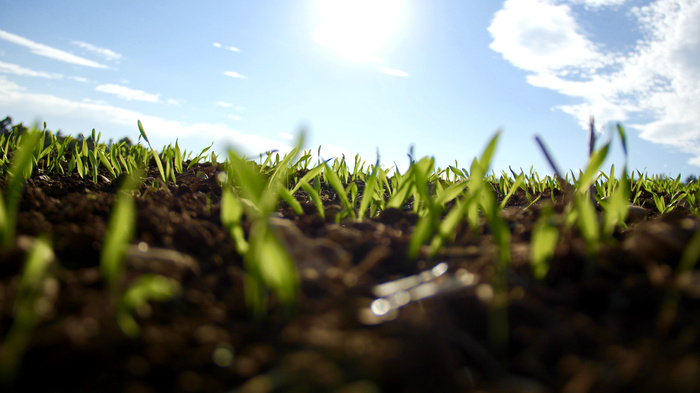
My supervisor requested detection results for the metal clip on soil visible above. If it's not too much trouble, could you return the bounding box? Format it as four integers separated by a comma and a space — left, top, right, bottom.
362, 262, 479, 325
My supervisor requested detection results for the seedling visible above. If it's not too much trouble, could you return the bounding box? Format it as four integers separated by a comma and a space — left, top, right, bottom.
0, 236, 55, 383
0, 128, 43, 249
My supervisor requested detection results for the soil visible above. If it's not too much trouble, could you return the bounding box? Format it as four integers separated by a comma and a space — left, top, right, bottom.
1, 162, 699, 393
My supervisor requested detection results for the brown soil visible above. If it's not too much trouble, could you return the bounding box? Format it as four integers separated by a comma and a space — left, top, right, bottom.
1, 162, 699, 393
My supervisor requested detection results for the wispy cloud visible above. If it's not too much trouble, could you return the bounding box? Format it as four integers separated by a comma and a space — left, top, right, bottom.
228, 114, 241, 121
69, 76, 89, 83
0, 61, 63, 79
569, 0, 627, 7
72, 41, 122, 62
216, 101, 233, 107
380, 67, 409, 77
0, 29, 108, 69
224, 71, 247, 79
95, 83, 159, 102
213, 42, 240, 52
0, 76, 293, 156
488, 0, 700, 166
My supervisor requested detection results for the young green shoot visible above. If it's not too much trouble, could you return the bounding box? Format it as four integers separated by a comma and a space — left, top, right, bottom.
0, 129, 43, 249
0, 236, 55, 383
137, 120, 167, 183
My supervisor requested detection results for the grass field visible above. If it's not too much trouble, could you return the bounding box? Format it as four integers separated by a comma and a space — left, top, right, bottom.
1, 117, 699, 392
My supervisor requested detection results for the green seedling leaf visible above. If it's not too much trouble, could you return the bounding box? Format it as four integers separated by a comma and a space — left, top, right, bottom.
530, 211, 558, 280
578, 143, 610, 193
250, 221, 299, 305
435, 180, 469, 207
299, 181, 325, 219
226, 151, 267, 210
279, 186, 303, 215
574, 192, 600, 254
358, 151, 381, 220
323, 161, 356, 219
601, 173, 630, 237
1, 129, 43, 248
88, 154, 99, 183
409, 210, 435, 259
97, 149, 116, 179
386, 171, 415, 209
137, 121, 166, 183
0, 237, 55, 382
652, 192, 667, 213
101, 172, 142, 293
187, 143, 213, 170
478, 131, 500, 173
117, 274, 181, 338
174, 139, 183, 174
617, 123, 628, 159
221, 188, 249, 254
499, 174, 524, 210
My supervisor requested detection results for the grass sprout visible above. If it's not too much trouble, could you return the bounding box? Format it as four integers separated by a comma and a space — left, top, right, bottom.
0, 236, 55, 383
116, 274, 181, 338
137, 120, 167, 183
101, 171, 142, 293
1, 128, 43, 249
221, 144, 301, 316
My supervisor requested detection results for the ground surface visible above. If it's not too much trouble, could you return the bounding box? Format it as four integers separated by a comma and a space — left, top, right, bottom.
1, 162, 699, 393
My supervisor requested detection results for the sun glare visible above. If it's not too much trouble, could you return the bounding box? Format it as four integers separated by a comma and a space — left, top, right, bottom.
312, 0, 403, 63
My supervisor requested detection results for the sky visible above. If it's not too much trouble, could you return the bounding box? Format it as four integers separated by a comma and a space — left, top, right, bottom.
1, 0, 700, 178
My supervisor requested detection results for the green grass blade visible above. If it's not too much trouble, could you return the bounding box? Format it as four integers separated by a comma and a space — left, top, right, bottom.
279, 186, 303, 215
499, 174, 524, 209
291, 164, 325, 193
574, 192, 600, 253
530, 212, 558, 280
323, 161, 356, 219
617, 123, 628, 159
578, 143, 610, 193
117, 274, 180, 338
299, 181, 325, 219
478, 131, 501, 172
100, 172, 141, 293
409, 212, 434, 260
0, 236, 54, 382
1, 129, 43, 248
97, 149, 116, 179
358, 152, 381, 220
252, 221, 299, 305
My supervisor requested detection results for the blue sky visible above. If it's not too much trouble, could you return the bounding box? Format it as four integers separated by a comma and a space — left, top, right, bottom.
1, 0, 699, 178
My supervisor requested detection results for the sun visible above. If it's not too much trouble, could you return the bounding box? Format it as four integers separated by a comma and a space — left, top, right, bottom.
312, 0, 403, 63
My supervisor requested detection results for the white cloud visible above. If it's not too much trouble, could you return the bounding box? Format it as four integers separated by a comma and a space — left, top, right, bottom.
380, 67, 409, 77
213, 42, 240, 52
279, 132, 294, 140
224, 71, 247, 79
0, 61, 63, 79
568, 0, 627, 7
0, 76, 293, 156
95, 84, 160, 102
488, 0, 700, 167
0, 29, 108, 68
228, 114, 241, 121
166, 98, 182, 106
72, 41, 122, 62
488, 0, 611, 73
216, 101, 233, 107
235, 106, 245, 111
69, 76, 89, 83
